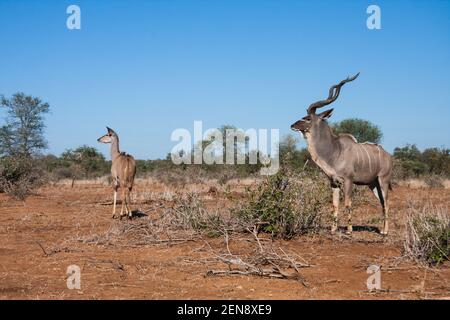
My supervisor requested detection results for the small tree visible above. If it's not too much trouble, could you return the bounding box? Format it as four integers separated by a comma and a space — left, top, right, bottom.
393, 144, 428, 178
279, 135, 310, 171
61, 146, 109, 180
422, 147, 450, 176
201, 124, 248, 164
393, 144, 422, 162
0, 92, 49, 157
332, 118, 383, 144
0, 92, 50, 199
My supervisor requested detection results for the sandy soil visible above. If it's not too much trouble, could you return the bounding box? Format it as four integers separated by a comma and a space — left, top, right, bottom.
0, 180, 449, 300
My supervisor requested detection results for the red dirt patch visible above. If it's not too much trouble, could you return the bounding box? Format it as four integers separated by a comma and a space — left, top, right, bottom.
0, 183, 449, 300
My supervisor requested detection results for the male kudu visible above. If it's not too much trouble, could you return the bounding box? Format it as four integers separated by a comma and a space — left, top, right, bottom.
291, 73, 393, 235
98, 127, 137, 219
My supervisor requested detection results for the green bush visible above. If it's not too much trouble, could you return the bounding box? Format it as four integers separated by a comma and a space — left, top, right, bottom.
0, 156, 45, 200
393, 144, 450, 179
60, 146, 109, 179
394, 159, 428, 178
234, 168, 331, 239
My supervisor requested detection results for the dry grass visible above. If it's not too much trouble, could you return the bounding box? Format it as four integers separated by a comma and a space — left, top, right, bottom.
404, 201, 450, 265
54, 176, 110, 187
398, 178, 450, 189
444, 180, 450, 189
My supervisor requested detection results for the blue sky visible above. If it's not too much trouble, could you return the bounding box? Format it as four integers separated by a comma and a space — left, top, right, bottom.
1, 0, 449, 159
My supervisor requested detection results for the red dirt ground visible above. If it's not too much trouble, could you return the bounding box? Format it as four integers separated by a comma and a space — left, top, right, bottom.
0, 181, 449, 300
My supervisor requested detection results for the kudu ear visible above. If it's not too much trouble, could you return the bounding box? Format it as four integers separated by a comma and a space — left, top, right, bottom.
318, 108, 334, 119
106, 126, 114, 134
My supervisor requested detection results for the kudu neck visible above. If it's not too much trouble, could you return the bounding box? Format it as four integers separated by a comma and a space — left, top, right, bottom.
110, 136, 121, 160
307, 121, 339, 160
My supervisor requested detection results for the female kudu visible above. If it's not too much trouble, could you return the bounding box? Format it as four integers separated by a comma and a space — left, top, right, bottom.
98, 127, 136, 219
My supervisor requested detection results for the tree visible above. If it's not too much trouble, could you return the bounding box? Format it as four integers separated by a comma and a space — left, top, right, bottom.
201, 124, 248, 164
331, 118, 383, 144
422, 147, 449, 176
279, 135, 309, 170
393, 144, 428, 178
0, 92, 50, 157
61, 146, 109, 178
0, 93, 50, 199
279, 135, 298, 157
393, 144, 422, 161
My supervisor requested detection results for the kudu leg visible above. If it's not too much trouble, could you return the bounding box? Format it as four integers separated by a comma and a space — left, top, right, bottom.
331, 187, 340, 233
370, 180, 389, 235
112, 189, 118, 219
343, 180, 353, 234
381, 204, 389, 235
120, 188, 126, 219
380, 181, 390, 235
126, 189, 133, 219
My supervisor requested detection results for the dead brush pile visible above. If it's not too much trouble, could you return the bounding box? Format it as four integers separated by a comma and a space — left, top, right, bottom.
204, 232, 311, 286
404, 201, 450, 265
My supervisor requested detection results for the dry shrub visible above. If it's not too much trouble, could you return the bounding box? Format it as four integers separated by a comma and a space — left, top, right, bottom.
233, 168, 331, 239
398, 179, 428, 189
404, 202, 450, 265
145, 164, 253, 188
351, 185, 376, 206
0, 156, 45, 200
147, 166, 210, 187
168, 192, 227, 237
131, 188, 175, 203
51, 167, 74, 180
392, 159, 410, 182
72, 192, 229, 247
71, 217, 199, 247
423, 175, 444, 189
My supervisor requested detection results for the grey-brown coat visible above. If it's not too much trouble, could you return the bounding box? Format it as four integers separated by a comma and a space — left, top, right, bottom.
98, 127, 136, 219
291, 73, 393, 235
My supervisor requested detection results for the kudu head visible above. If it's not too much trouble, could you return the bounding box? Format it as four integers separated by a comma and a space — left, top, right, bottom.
97, 127, 118, 144
291, 73, 360, 135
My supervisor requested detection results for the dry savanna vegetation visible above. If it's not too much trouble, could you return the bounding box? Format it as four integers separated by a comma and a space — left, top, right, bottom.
0, 168, 449, 300
0, 93, 449, 300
